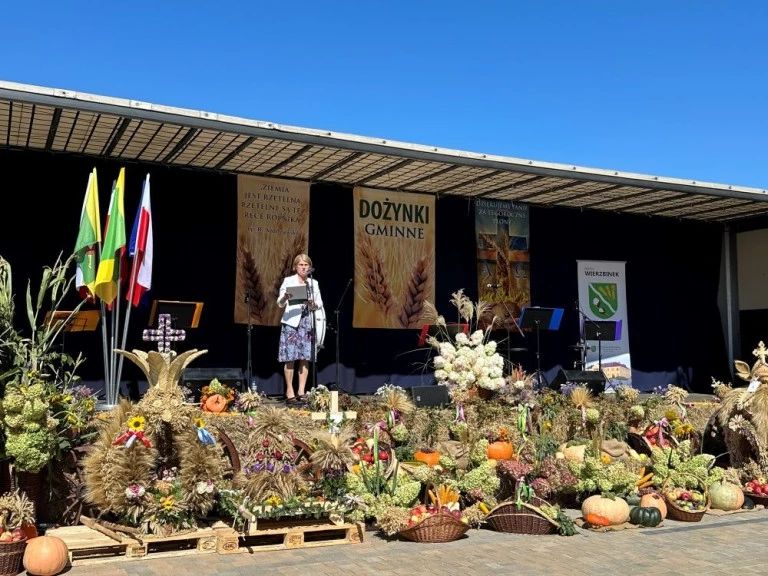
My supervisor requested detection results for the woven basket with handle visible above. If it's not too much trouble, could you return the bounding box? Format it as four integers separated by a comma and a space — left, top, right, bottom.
397, 483, 469, 543
485, 495, 559, 535
662, 472, 710, 522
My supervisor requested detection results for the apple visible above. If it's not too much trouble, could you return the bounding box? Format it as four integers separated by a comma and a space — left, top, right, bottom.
0, 533, 12, 542
10, 529, 24, 542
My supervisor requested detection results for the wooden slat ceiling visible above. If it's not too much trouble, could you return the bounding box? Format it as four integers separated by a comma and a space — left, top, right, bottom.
1, 81, 767, 223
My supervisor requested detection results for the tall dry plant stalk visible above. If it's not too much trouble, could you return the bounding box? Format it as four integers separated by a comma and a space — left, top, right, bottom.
398, 256, 430, 328
238, 235, 268, 322
356, 229, 394, 316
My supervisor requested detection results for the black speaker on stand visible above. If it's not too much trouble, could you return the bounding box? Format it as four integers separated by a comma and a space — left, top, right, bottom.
550, 369, 607, 396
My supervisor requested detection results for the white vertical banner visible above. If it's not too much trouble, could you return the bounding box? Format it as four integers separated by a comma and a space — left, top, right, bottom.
576, 260, 632, 387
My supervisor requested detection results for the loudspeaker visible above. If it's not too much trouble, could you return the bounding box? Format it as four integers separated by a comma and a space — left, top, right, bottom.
182, 368, 244, 401
551, 369, 607, 395
411, 385, 451, 407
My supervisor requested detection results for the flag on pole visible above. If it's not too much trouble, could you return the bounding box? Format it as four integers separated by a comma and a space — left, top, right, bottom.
94, 168, 127, 304
74, 168, 101, 300
127, 174, 153, 306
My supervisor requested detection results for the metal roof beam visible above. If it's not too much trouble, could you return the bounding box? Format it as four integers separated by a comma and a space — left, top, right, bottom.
161, 127, 198, 164
603, 192, 686, 212
557, 184, 624, 205
44, 107, 61, 150
436, 170, 503, 194
472, 175, 545, 199
356, 158, 414, 185
102, 117, 131, 157
644, 196, 720, 216
263, 144, 312, 175
513, 180, 586, 202
398, 164, 458, 189
214, 136, 255, 170
25, 104, 36, 148
310, 151, 363, 180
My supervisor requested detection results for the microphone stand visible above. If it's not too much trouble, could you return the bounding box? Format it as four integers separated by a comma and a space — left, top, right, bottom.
574, 302, 602, 372
245, 290, 253, 392
306, 269, 318, 392
332, 278, 354, 391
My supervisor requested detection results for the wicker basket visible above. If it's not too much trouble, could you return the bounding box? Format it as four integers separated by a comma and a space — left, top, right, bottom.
662, 473, 709, 522
397, 482, 469, 543
0, 539, 26, 576
743, 490, 768, 507
398, 512, 469, 543
485, 497, 558, 535
627, 428, 678, 457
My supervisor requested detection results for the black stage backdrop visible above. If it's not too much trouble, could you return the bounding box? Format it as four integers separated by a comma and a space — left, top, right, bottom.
0, 148, 729, 394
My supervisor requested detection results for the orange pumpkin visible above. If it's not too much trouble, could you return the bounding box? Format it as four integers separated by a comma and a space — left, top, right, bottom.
204, 393, 228, 413
23, 535, 69, 576
639, 492, 668, 519
486, 441, 514, 461
414, 450, 441, 467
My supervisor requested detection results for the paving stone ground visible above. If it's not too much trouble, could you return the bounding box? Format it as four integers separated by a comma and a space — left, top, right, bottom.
63, 509, 768, 576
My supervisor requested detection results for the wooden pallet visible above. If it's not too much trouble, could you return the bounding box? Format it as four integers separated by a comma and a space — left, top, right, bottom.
213, 518, 364, 554
45, 524, 219, 566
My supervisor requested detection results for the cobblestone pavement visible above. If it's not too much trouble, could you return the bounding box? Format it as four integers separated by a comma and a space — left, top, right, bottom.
63, 509, 768, 576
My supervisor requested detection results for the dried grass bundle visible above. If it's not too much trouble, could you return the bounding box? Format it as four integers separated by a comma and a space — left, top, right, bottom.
178, 426, 225, 514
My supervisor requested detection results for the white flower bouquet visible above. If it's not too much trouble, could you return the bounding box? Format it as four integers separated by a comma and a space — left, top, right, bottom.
424, 289, 506, 392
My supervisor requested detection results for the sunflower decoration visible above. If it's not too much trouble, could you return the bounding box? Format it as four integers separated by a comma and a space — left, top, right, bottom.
113, 415, 152, 448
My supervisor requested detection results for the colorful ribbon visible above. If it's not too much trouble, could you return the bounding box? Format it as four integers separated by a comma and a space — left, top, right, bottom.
198, 426, 216, 445
454, 403, 466, 424
657, 417, 669, 446
113, 430, 151, 448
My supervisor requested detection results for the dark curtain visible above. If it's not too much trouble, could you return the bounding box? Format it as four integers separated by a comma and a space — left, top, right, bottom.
0, 148, 728, 394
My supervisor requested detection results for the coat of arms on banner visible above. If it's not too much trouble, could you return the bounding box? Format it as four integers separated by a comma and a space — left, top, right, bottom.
588, 282, 618, 319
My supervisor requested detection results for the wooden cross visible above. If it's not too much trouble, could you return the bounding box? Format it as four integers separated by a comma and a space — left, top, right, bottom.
754, 341, 768, 364
311, 390, 357, 437
142, 313, 186, 354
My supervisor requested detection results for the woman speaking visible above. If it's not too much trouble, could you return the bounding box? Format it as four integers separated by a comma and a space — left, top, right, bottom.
276, 254, 323, 405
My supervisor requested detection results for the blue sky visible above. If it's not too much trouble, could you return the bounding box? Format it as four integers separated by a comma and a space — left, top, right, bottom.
1, 1, 765, 187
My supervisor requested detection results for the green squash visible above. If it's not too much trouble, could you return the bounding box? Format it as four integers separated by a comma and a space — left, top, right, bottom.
629, 506, 662, 527
625, 492, 641, 506
742, 496, 755, 510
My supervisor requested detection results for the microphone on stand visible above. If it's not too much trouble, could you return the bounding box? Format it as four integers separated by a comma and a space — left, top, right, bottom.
307, 267, 316, 274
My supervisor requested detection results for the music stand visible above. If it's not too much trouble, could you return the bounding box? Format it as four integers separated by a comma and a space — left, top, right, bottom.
149, 300, 204, 330
43, 310, 100, 351
418, 323, 469, 347
584, 320, 621, 372
519, 307, 564, 387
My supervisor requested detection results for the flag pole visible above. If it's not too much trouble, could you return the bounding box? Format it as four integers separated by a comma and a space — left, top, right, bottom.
110, 265, 122, 405
116, 176, 146, 393
97, 240, 111, 401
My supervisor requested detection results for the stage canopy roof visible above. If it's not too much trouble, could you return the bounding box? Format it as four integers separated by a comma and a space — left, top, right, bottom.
1, 80, 765, 223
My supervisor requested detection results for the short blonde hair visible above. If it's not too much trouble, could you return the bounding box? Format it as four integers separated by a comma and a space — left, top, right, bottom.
293, 254, 312, 269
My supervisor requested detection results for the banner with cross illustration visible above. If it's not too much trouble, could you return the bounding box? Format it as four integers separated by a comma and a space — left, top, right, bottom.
577, 260, 632, 386
474, 199, 530, 329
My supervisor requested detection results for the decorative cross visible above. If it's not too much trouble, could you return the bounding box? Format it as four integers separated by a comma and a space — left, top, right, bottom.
754, 341, 768, 364
311, 390, 357, 437
143, 313, 186, 354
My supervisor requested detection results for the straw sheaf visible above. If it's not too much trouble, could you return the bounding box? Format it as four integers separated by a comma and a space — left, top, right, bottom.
483, 233, 510, 294
398, 255, 431, 328
355, 229, 395, 316
271, 230, 307, 302
237, 236, 268, 322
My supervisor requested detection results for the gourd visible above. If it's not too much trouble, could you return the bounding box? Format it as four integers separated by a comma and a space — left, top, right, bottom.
486, 441, 514, 461
23, 535, 69, 576
204, 393, 228, 413
558, 443, 586, 463
708, 481, 744, 511
639, 492, 667, 519
581, 494, 629, 526
414, 450, 441, 467
628, 506, 662, 527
